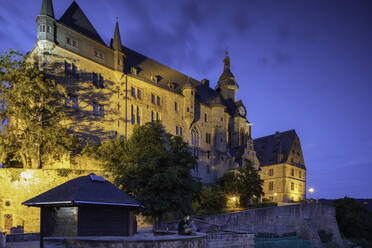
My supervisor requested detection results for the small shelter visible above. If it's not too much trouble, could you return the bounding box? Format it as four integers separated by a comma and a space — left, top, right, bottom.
23, 173, 140, 246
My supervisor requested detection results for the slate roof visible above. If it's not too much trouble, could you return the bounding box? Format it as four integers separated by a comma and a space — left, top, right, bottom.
22, 173, 140, 207
254, 130, 300, 167
58, 1, 105, 45
40, 0, 54, 18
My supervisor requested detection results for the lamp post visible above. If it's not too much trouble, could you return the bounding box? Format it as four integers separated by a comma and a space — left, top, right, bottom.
308, 187, 314, 201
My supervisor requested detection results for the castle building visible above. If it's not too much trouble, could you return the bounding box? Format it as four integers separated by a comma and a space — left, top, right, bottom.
29, 0, 305, 198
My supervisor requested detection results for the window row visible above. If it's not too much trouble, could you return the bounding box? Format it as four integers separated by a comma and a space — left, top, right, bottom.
151, 110, 161, 123
66, 37, 78, 48
131, 105, 141, 125
39, 24, 52, 33
131, 87, 141, 99
151, 94, 161, 106
64, 96, 104, 117
290, 168, 304, 179
92, 73, 104, 88
64, 62, 78, 78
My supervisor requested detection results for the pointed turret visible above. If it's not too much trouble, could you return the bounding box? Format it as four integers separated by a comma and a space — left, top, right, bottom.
111, 17, 124, 72
40, 0, 55, 18
217, 51, 239, 101
112, 17, 122, 52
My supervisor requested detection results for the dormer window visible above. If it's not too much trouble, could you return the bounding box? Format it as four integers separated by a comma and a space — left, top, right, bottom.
151, 75, 160, 83
94, 50, 104, 60
39, 24, 46, 33
131, 67, 138, 75
46, 25, 51, 33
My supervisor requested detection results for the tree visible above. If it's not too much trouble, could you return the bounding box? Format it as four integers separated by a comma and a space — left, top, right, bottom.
193, 186, 226, 216
217, 159, 264, 207
333, 197, 372, 242
0, 50, 79, 168
93, 121, 200, 229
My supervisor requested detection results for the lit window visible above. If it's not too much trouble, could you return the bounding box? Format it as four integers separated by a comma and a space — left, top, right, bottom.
269, 182, 274, 191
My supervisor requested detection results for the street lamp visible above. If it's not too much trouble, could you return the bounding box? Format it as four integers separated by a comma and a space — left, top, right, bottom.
308, 187, 314, 200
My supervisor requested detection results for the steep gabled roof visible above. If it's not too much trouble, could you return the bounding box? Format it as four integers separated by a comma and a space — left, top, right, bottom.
123, 46, 201, 93
59, 1, 105, 45
40, 0, 55, 18
22, 173, 140, 207
254, 130, 303, 168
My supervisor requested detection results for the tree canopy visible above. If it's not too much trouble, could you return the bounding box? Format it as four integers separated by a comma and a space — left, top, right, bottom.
90, 121, 200, 226
217, 159, 264, 207
0, 50, 79, 168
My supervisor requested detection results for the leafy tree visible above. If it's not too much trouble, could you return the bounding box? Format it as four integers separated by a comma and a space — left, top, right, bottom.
93, 121, 199, 229
217, 159, 264, 207
333, 197, 372, 243
0, 50, 79, 168
193, 186, 226, 216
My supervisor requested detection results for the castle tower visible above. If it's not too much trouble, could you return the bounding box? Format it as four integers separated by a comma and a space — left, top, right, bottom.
217, 51, 239, 101
111, 18, 124, 72
182, 78, 195, 128
36, 0, 55, 43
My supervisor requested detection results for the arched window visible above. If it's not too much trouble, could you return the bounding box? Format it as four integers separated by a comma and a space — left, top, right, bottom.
191, 128, 199, 146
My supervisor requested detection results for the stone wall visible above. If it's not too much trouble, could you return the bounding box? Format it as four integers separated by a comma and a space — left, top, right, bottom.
0, 168, 110, 233
203, 204, 343, 248
43, 235, 207, 248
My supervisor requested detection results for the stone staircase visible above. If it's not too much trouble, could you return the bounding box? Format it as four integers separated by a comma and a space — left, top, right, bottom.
207, 233, 255, 248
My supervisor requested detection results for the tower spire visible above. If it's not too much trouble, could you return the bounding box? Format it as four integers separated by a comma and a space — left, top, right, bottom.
112, 17, 122, 52
40, 0, 55, 18
223, 49, 230, 71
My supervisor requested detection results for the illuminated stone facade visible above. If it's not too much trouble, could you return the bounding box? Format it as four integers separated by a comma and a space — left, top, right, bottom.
254, 130, 307, 202
0, 2, 308, 235
28, 0, 258, 184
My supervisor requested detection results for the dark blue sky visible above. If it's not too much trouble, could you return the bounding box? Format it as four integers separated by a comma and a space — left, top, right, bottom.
0, 0, 371, 199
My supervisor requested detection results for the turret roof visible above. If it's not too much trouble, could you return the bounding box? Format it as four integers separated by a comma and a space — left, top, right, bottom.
217, 51, 239, 89
40, 0, 55, 18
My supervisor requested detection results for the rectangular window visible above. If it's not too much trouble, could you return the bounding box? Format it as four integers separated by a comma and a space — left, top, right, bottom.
291, 182, 294, 191
207, 151, 210, 159
131, 105, 135, 124
92, 73, 98, 87
151, 94, 155, 104
299, 171, 302, 178
131, 87, 135, 97
205, 113, 207, 122
157, 96, 160, 106
93, 103, 98, 115
206, 133, 211, 144
269, 168, 274, 176
136, 106, 140, 125
187, 107, 189, 112
99, 75, 104, 88
99, 105, 104, 117
72, 64, 78, 78
291, 168, 295, 177
72, 40, 77, 47
180, 127, 182, 136
71, 96, 78, 109
65, 62, 71, 75
174, 102, 178, 112
66, 37, 71, 45
269, 182, 274, 191
151, 111, 154, 123
137, 89, 141, 99
156, 112, 159, 121
176, 126, 179, 135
